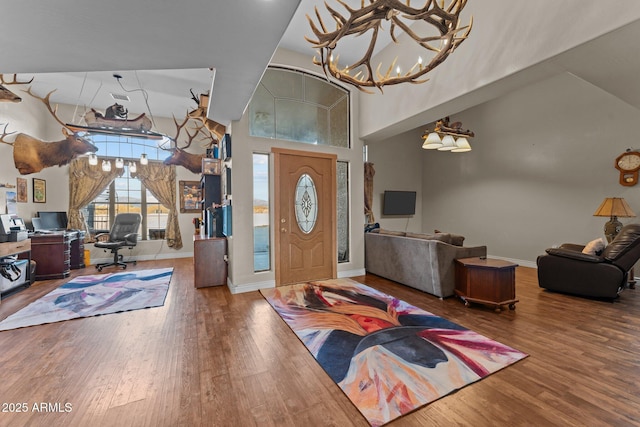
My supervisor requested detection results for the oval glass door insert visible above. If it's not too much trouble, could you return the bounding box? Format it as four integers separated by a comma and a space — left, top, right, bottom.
295, 173, 318, 234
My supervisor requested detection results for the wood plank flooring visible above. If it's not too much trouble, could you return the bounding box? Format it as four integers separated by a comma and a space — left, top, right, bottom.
0, 258, 639, 426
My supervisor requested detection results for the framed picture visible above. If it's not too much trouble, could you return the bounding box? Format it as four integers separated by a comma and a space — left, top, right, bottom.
16, 177, 27, 203
33, 178, 46, 203
202, 158, 221, 175
179, 180, 202, 213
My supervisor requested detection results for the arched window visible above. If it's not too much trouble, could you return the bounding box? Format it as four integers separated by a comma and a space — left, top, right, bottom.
82, 134, 169, 240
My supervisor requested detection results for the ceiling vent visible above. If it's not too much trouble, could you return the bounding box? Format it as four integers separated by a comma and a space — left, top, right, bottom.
110, 93, 130, 102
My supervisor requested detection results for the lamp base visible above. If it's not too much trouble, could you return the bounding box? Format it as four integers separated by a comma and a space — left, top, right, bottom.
604, 216, 622, 243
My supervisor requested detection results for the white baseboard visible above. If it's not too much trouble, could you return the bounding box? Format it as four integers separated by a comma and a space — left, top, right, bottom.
227, 278, 275, 294
339, 268, 366, 277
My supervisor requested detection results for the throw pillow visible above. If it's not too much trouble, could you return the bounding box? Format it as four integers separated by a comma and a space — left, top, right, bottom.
434, 229, 465, 246
582, 238, 606, 256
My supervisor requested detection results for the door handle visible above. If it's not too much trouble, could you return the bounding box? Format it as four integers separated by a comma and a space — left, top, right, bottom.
281, 228, 287, 233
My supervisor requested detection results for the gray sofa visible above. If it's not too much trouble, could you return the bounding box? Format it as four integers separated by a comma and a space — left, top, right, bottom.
365, 231, 487, 298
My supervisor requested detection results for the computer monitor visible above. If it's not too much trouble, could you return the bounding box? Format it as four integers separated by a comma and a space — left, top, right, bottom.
37, 211, 68, 230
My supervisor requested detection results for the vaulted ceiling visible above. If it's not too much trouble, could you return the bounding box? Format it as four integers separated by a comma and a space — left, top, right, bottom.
2, 1, 640, 136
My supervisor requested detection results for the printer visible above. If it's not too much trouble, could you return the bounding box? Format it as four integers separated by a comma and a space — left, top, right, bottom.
0, 214, 28, 242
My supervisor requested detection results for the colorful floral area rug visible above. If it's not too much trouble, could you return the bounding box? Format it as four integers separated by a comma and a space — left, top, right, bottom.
261, 278, 528, 427
0, 268, 173, 331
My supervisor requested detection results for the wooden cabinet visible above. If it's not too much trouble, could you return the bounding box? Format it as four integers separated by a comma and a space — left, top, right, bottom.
30, 232, 71, 280
193, 235, 227, 288
455, 257, 519, 312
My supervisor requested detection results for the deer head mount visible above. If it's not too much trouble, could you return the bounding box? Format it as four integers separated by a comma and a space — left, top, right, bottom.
0, 74, 33, 102
306, 0, 473, 93
0, 87, 98, 175
188, 89, 226, 141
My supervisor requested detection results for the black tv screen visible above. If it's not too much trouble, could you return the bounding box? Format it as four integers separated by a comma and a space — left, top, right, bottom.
38, 211, 68, 230
382, 191, 417, 215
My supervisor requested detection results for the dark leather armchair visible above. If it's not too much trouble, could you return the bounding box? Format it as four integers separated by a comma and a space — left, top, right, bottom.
95, 213, 141, 272
537, 224, 640, 299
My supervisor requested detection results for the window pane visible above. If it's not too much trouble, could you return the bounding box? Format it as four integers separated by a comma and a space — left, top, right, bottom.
337, 161, 349, 263
253, 153, 270, 272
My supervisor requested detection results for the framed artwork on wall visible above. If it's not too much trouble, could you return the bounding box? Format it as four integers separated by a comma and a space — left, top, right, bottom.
179, 180, 202, 213
202, 158, 221, 175
16, 177, 27, 203
33, 178, 46, 203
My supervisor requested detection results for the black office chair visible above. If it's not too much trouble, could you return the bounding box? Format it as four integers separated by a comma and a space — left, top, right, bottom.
94, 213, 141, 272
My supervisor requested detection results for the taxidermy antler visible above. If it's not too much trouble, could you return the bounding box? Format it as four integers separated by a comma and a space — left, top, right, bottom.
187, 89, 226, 141
306, 0, 472, 93
0, 74, 33, 102
162, 116, 209, 174
1, 87, 98, 175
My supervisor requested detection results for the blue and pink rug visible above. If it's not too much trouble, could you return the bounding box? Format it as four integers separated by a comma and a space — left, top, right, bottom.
261, 278, 528, 427
0, 268, 173, 331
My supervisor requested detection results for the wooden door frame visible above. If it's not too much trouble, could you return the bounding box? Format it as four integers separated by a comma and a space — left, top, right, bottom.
273, 147, 337, 286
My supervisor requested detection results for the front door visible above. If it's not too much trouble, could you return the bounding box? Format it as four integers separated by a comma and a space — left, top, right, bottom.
273, 148, 337, 286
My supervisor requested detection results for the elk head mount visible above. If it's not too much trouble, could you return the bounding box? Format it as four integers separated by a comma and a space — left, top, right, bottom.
163, 116, 217, 174
0, 74, 33, 102
0, 87, 98, 175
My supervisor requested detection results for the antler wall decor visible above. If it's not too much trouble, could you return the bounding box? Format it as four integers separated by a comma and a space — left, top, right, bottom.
306, 0, 472, 93
0, 87, 98, 174
0, 74, 33, 102
162, 116, 215, 174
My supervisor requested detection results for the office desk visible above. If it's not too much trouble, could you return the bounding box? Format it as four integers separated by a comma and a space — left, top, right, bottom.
29, 231, 85, 280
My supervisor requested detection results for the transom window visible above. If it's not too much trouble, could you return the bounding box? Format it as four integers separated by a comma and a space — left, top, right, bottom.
249, 67, 350, 147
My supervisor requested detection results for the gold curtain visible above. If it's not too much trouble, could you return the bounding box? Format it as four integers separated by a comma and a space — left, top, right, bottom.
131, 162, 183, 250
364, 162, 375, 224
68, 157, 124, 242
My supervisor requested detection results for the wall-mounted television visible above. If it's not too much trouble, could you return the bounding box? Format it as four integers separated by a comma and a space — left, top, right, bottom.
382, 191, 417, 216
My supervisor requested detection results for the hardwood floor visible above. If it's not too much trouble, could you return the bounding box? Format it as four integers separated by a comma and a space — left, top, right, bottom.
0, 258, 639, 426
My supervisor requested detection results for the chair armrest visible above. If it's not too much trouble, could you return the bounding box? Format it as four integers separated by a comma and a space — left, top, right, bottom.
559, 243, 586, 252
545, 247, 602, 263
94, 233, 110, 242
123, 233, 138, 245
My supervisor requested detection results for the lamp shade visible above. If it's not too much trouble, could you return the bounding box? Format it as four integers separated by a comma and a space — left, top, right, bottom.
422, 132, 442, 149
451, 137, 472, 152
593, 197, 636, 218
437, 135, 456, 151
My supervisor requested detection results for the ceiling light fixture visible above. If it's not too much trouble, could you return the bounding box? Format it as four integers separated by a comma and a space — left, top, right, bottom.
306, 0, 473, 93
422, 116, 475, 153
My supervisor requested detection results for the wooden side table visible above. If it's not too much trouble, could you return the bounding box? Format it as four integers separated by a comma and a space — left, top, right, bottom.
455, 257, 519, 312
193, 235, 227, 288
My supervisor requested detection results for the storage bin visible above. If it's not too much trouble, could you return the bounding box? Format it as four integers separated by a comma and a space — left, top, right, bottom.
0, 259, 28, 294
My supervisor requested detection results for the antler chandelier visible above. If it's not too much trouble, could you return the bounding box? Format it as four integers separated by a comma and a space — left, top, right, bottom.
306, 0, 473, 93
422, 116, 474, 152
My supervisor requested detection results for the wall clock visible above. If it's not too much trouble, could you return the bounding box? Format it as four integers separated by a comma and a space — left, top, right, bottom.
615, 150, 640, 186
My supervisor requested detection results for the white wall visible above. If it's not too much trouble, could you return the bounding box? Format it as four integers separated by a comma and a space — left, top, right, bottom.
368, 71, 640, 267
359, 1, 640, 141
0, 87, 201, 263
226, 47, 365, 293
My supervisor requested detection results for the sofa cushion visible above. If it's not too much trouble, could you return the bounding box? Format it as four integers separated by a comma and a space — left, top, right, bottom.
405, 232, 453, 244
581, 238, 606, 256
434, 229, 465, 246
